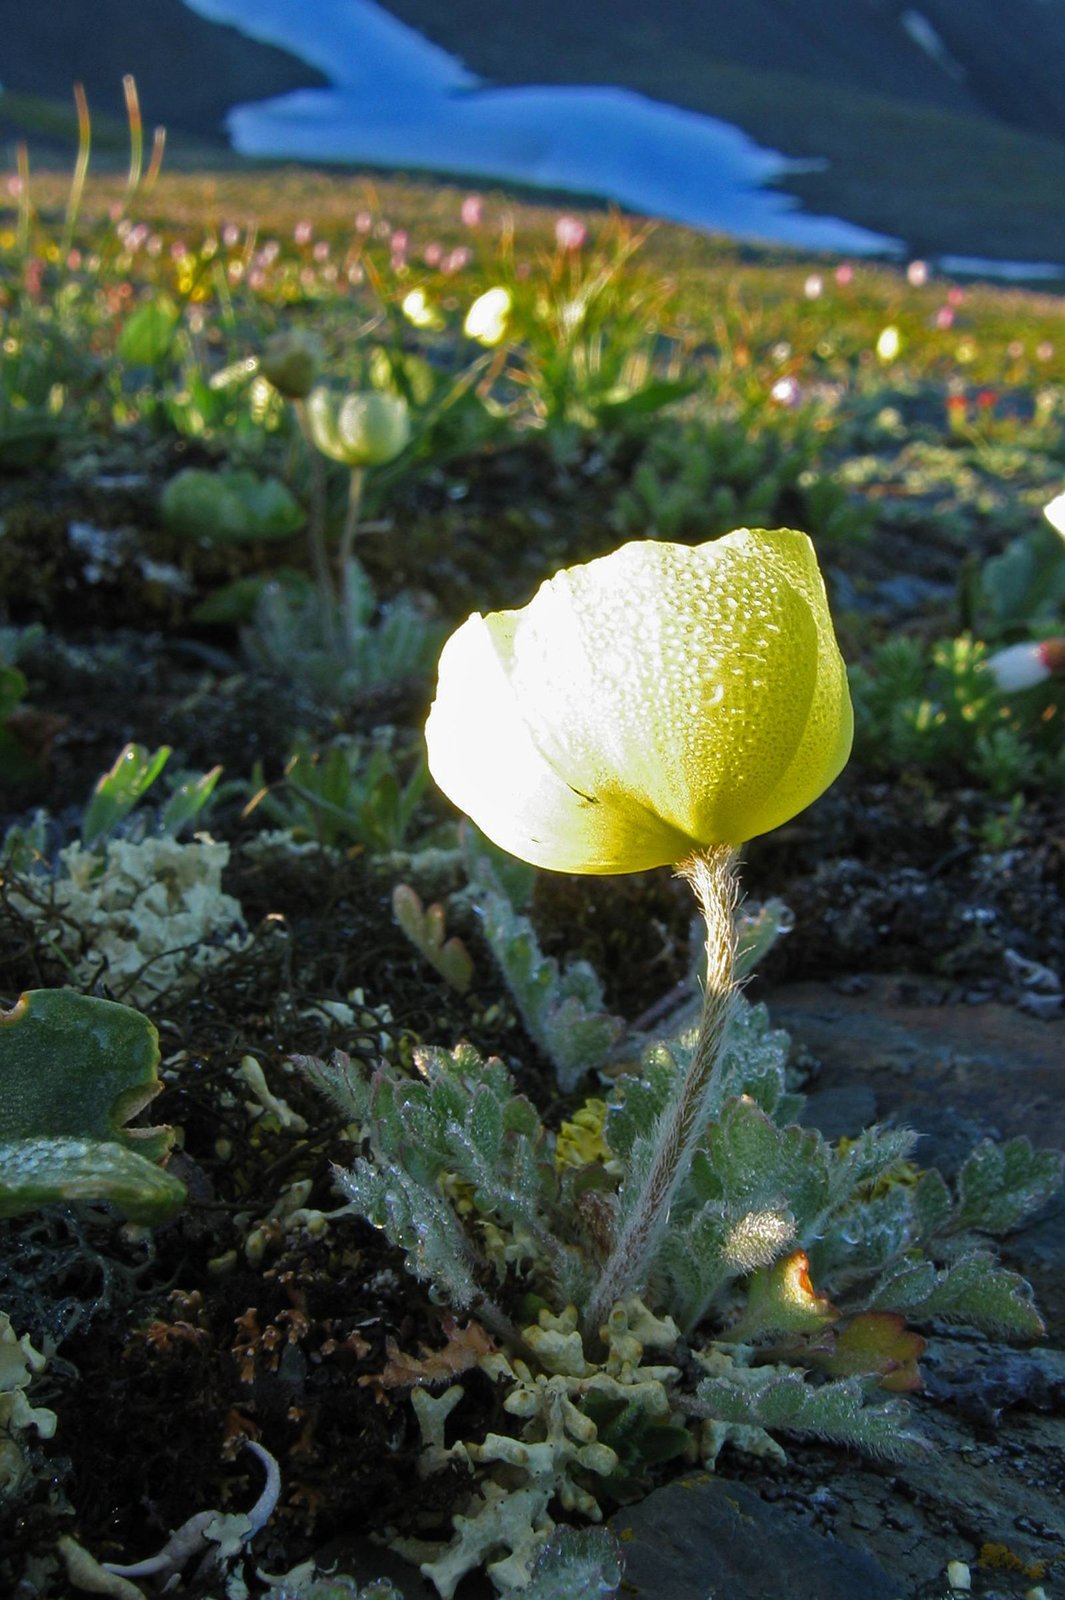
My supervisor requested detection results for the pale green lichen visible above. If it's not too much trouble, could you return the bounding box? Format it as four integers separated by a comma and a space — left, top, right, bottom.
0, 1311, 57, 1497
13, 836, 248, 1009
402, 1299, 681, 1598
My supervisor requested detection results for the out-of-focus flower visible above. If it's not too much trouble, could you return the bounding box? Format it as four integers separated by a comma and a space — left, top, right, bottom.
770, 376, 801, 407
934, 307, 954, 330
259, 329, 324, 399
463, 286, 512, 346
906, 259, 928, 287
1044, 492, 1065, 537
984, 639, 1065, 692
293, 220, 313, 246
423, 242, 443, 267
835, 262, 853, 286
946, 393, 968, 431
354, 211, 373, 235
555, 214, 588, 252
1036, 341, 1055, 362
876, 326, 901, 362
803, 274, 823, 299
426, 529, 853, 874
305, 387, 411, 468
460, 195, 483, 228
401, 287, 444, 330
441, 246, 472, 275
946, 286, 965, 307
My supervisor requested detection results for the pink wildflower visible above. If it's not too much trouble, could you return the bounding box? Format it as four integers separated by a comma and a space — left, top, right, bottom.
555, 214, 588, 252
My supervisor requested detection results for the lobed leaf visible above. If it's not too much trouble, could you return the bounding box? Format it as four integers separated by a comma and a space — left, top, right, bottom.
690, 1366, 926, 1459
953, 1136, 1064, 1236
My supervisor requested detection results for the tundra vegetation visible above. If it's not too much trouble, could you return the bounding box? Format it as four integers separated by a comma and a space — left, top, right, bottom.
1, 94, 1063, 1600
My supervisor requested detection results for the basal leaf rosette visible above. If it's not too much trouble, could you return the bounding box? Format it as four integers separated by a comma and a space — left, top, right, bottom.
426, 530, 852, 873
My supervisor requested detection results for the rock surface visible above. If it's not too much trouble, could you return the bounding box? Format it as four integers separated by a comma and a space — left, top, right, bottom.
608, 1472, 901, 1600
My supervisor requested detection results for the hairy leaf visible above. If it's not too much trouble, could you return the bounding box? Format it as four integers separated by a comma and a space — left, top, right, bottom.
953, 1137, 1063, 1236
690, 1366, 926, 1458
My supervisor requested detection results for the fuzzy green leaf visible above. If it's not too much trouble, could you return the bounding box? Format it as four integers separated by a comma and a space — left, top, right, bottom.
953, 1137, 1064, 1236
869, 1251, 1045, 1338
698, 1098, 831, 1230
335, 1157, 483, 1310
912, 1168, 953, 1239
392, 884, 473, 993
468, 860, 624, 1091
522, 1526, 623, 1600
690, 1366, 926, 1459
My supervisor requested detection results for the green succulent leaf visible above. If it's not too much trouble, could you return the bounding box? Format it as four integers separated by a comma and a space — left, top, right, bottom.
161, 467, 305, 544
0, 989, 185, 1222
118, 297, 179, 365
82, 742, 171, 848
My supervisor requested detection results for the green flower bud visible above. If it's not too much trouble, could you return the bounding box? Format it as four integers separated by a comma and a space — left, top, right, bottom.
305, 387, 411, 468
259, 329, 324, 399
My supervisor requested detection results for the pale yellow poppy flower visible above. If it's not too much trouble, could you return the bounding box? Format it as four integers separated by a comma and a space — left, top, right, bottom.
425, 529, 853, 874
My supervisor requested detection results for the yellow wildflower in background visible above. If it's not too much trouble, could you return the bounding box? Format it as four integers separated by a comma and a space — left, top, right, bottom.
554, 1099, 612, 1171
876, 325, 901, 362
426, 529, 852, 874
401, 287, 444, 330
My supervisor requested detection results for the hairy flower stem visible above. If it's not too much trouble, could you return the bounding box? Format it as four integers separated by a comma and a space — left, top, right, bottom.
338, 466, 366, 645
583, 845, 741, 1342
292, 397, 337, 652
